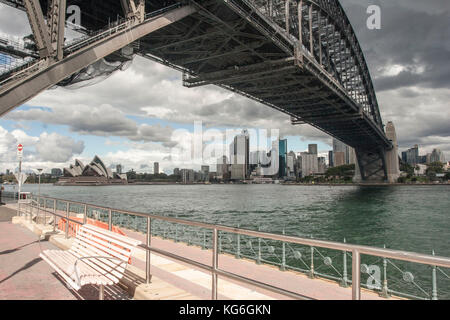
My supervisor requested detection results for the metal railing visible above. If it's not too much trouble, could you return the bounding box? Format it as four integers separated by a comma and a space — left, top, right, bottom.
21, 195, 450, 300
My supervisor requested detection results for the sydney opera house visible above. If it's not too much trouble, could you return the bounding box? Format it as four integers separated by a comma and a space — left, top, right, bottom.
57, 156, 127, 185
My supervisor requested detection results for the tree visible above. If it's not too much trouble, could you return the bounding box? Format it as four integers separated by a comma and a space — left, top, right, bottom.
400, 163, 414, 177
325, 164, 355, 180
426, 162, 444, 175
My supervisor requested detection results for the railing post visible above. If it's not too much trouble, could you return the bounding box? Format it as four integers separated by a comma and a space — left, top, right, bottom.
43, 199, 46, 225
212, 228, 218, 300
431, 250, 438, 300
340, 238, 349, 287
83, 204, 87, 224
280, 228, 286, 271
146, 217, 152, 284
352, 249, 361, 300
175, 215, 179, 242
53, 199, 56, 232
65, 202, 69, 239
308, 236, 314, 278
257, 226, 261, 265
108, 209, 112, 231
202, 229, 207, 250
235, 224, 241, 259
380, 244, 390, 298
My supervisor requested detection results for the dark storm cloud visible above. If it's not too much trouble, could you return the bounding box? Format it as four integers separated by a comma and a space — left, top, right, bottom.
340, 0, 450, 91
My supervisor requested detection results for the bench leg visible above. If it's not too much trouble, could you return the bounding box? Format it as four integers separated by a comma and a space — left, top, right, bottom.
99, 284, 104, 300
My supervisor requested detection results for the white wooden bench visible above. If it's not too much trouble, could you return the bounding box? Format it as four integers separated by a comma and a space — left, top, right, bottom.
40, 224, 141, 299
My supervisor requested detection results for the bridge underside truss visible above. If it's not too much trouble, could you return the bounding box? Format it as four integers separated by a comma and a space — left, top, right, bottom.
0, 0, 397, 181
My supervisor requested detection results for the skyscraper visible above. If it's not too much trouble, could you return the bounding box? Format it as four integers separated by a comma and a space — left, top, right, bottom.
332, 138, 355, 165
308, 144, 318, 155
328, 151, 334, 167
430, 149, 445, 163
116, 164, 122, 174
216, 156, 229, 179
299, 152, 318, 177
404, 145, 419, 165
154, 162, 159, 175
279, 139, 287, 178
230, 130, 250, 180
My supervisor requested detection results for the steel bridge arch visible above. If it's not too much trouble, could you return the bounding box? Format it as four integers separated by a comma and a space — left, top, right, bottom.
253, 0, 382, 128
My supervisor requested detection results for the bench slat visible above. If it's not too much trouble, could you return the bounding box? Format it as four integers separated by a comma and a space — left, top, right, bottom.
74, 234, 130, 262
44, 250, 112, 286
69, 245, 124, 282
82, 224, 141, 246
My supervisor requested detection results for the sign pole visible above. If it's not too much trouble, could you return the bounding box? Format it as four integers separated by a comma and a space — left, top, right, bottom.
17, 144, 23, 216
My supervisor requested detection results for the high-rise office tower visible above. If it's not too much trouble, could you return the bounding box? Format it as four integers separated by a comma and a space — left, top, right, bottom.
279, 139, 288, 178
308, 144, 318, 155
430, 149, 445, 163
328, 151, 334, 167
299, 152, 318, 177
229, 130, 250, 180
116, 164, 122, 174
154, 162, 159, 174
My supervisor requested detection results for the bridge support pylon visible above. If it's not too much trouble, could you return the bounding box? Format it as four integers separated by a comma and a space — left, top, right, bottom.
353, 121, 400, 184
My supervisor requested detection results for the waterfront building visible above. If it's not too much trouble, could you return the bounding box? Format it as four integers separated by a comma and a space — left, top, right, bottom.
51, 168, 62, 177
216, 156, 229, 180
332, 138, 355, 165
417, 155, 427, 164
260, 140, 279, 177
403, 145, 419, 165
430, 149, 445, 163
154, 162, 159, 175
299, 152, 318, 178
328, 151, 334, 167
279, 139, 288, 178
401, 151, 407, 163
180, 169, 195, 184
334, 151, 346, 167
287, 151, 296, 178
200, 165, 210, 181
116, 164, 122, 174
59, 156, 127, 185
415, 164, 427, 176
318, 157, 326, 174
201, 165, 209, 174
173, 168, 180, 176
229, 130, 250, 180
308, 144, 318, 155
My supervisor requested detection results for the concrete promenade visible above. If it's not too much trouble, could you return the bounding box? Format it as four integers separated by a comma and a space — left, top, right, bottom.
1, 203, 398, 300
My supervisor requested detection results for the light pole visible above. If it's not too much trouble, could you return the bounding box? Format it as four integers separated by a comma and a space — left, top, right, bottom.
37, 168, 43, 219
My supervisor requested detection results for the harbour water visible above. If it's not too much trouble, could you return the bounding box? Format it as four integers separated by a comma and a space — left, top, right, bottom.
4, 183, 450, 299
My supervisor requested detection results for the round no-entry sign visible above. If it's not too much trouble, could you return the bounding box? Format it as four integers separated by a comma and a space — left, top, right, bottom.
17, 144, 23, 152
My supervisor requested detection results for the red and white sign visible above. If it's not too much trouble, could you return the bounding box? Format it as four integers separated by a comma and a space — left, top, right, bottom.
17, 144, 23, 158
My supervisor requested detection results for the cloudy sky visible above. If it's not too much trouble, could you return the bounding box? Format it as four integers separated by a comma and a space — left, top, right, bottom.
0, 0, 448, 174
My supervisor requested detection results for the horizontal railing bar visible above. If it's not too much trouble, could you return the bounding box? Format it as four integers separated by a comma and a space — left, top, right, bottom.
23, 203, 83, 226
140, 243, 311, 300
33, 195, 450, 269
